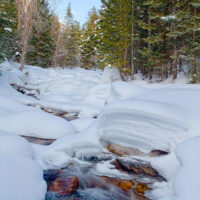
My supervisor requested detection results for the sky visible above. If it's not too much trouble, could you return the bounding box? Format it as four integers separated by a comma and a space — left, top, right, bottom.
49, 0, 102, 25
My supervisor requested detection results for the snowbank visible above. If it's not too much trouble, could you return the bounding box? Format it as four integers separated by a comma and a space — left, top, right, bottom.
98, 99, 193, 154
0, 110, 76, 139
0, 130, 46, 200
34, 122, 102, 169
100, 66, 120, 83
172, 137, 200, 200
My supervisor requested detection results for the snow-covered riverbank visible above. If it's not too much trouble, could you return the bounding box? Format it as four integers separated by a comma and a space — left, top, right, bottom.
0, 61, 200, 200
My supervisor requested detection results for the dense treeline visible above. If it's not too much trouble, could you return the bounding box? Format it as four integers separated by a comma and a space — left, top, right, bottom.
98, 0, 200, 82
1, 0, 200, 82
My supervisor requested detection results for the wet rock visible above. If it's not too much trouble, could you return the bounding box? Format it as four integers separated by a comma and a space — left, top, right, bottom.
113, 158, 166, 181
134, 191, 150, 200
49, 176, 79, 195
44, 169, 63, 184
22, 136, 55, 145
108, 143, 144, 157
135, 183, 150, 194
107, 143, 168, 157
102, 176, 135, 191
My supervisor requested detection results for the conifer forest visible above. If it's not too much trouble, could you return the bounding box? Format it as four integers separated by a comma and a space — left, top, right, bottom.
1, 1, 200, 200
1, 0, 200, 82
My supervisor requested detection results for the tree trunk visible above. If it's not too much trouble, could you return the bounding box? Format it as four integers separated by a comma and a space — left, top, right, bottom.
19, 0, 34, 71
131, 0, 135, 80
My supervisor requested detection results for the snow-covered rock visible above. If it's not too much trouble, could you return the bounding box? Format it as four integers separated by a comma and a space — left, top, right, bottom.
98, 99, 192, 154
100, 66, 121, 84
0, 110, 76, 139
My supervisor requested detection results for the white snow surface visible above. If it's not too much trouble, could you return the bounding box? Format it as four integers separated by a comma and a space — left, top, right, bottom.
0, 110, 76, 139
0, 130, 46, 200
1, 61, 200, 200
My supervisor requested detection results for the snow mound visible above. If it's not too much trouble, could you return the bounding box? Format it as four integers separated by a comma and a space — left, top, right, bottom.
0, 131, 34, 159
70, 118, 95, 132
100, 66, 120, 83
173, 137, 200, 200
0, 110, 76, 139
37, 123, 101, 169
107, 81, 147, 103
0, 130, 46, 200
0, 156, 46, 200
98, 99, 191, 154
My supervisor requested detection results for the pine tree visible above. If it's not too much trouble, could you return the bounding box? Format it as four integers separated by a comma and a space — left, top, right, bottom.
26, 0, 56, 68
62, 3, 81, 67
0, 0, 18, 62
81, 7, 100, 69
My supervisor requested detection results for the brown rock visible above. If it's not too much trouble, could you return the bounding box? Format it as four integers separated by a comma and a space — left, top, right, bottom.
150, 150, 168, 157
136, 183, 150, 193
102, 176, 135, 191
49, 176, 79, 195
134, 191, 150, 200
107, 143, 168, 157
113, 158, 166, 181
22, 136, 55, 145
108, 143, 144, 157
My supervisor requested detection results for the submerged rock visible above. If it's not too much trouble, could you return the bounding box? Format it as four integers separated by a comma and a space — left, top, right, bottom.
102, 176, 135, 191
49, 176, 79, 195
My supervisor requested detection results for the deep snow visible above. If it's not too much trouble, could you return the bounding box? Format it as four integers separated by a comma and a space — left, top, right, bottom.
0, 61, 200, 200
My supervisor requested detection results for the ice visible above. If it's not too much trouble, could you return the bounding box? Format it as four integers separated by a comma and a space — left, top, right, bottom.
35, 122, 102, 169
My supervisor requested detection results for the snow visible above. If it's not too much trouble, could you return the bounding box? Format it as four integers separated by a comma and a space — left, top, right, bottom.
38, 122, 102, 169
100, 66, 121, 83
70, 118, 95, 132
0, 131, 34, 159
171, 137, 200, 200
0, 156, 46, 200
4, 27, 12, 32
0, 110, 76, 139
0, 130, 46, 200
1, 61, 200, 200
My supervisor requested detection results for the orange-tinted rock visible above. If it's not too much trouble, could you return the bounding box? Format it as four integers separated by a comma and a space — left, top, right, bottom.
108, 143, 168, 157
102, 176, 135, 191
108, 143, 144, 157
136, 183, 150, 193
49, 176, 79, 195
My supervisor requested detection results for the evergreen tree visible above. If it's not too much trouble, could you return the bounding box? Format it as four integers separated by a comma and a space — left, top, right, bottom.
99, 0, 134, 79
81, 7, 100, 69
0, 0, 18, 62
62, 3, 81, 67
26, 0, 56, 68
